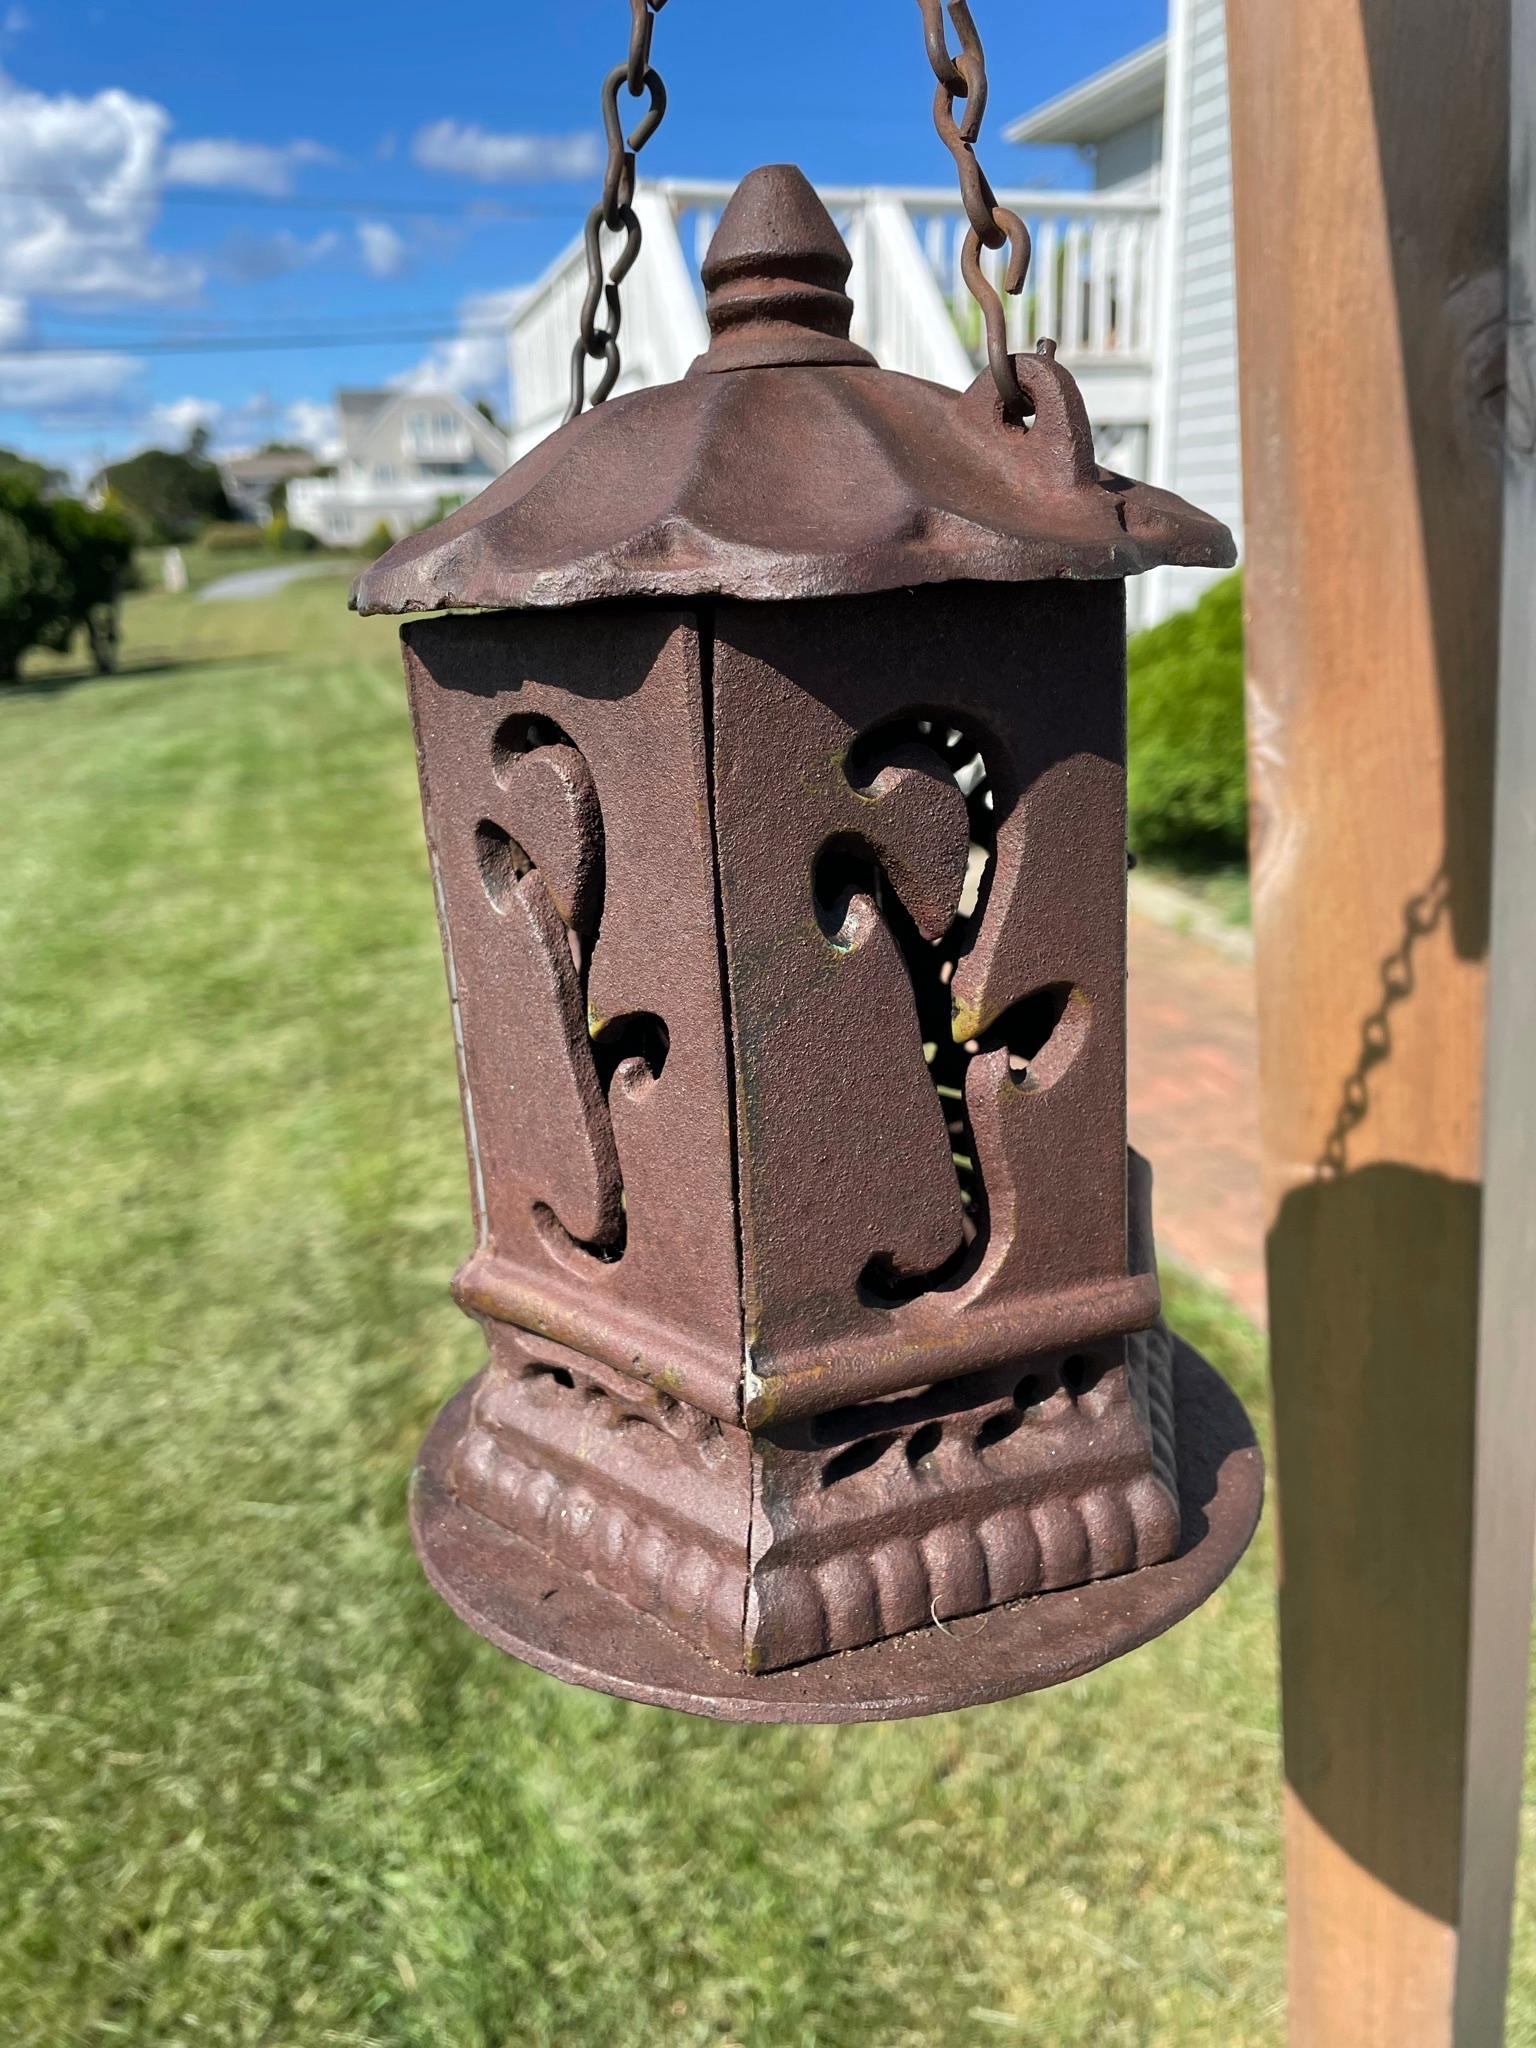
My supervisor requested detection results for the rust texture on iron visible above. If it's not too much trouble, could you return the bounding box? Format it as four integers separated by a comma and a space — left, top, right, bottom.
380, 166, 1259, 1707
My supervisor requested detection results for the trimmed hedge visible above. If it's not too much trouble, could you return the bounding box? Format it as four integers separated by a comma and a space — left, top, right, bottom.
201, 522, 267, 554
1127, 570, 1248, 863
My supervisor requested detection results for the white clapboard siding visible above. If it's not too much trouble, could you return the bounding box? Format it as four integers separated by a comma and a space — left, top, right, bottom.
1145, 0, 1243, 624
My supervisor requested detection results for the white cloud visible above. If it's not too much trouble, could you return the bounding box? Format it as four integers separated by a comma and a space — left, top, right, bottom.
392, 284, 525, 398
411, 120, 600, 183
163, 136, 334, 199
284, 397, 343, 463
0, 350, 140, 413
357, 219, 407, 279
147, 394, 222, 443
0, 71, 199, 301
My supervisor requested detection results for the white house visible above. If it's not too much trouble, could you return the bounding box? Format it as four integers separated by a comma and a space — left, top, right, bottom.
503, 0, 1237, 625
217, 448, 318, 527
287, 389, 510, 549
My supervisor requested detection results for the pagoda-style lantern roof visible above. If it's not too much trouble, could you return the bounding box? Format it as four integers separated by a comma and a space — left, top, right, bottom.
353, 166, 1234, 619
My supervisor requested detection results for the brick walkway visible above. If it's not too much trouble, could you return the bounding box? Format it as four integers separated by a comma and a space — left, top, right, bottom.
1127, 910, 1267, 1323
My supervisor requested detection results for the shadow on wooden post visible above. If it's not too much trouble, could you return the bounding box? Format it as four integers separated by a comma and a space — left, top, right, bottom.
1226, 0, 1527, 2036
1270, 1165, 1481, 1930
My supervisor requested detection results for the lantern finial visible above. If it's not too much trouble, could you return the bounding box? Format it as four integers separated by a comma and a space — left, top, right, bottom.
691, 162, 877, 375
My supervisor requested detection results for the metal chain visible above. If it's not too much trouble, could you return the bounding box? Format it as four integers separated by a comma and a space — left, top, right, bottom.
916, 0, 1030, 416
564, 0, 670, 424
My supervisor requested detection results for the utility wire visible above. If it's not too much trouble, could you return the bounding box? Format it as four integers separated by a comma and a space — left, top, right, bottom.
0, 178, 586, 220
0, 324, 510, 357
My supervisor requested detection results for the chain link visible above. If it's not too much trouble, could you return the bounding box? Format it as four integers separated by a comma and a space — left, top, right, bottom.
568, 2, 1026, 422
917, 0, 1031, 416
564, 0, 670, 424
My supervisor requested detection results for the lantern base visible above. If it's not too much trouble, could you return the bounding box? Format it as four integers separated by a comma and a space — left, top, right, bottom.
409, 1338, 1262, 1724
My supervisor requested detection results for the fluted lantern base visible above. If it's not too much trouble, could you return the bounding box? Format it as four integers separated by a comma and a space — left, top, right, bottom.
409, 1339, 1261, 1725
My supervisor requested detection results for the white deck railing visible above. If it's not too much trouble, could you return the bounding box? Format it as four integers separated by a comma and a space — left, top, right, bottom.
509, 180, 1162, 457
660, 179, 1161, 368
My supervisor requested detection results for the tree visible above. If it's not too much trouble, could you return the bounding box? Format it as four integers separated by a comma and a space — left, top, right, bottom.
0, 473, 134, 682
0, 492, 71, 681
49, 493, 135, 675
0, 447, 67, 497
473, 396, 506, 434
96, 443, 231, 544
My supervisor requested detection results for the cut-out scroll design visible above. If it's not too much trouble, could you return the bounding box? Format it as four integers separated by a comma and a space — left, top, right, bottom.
476, 715, 665, 1261
832, 717, 1091, 1307
807, 740, 972, 1295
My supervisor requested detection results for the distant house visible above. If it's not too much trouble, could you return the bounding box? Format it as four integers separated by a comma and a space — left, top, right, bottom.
286, 389, 509, 549
503, 0, 1237, 625
1006, 2, 1240, 622
218, 449, 318, 526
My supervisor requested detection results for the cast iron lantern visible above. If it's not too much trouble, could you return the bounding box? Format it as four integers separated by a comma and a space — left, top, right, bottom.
355, 160, 1261, 1722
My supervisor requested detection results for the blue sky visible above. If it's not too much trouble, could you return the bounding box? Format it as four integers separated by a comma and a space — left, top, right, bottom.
2, 0, 1163, 474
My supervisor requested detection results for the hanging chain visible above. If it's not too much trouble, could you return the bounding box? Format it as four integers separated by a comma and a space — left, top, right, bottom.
917, 0, 1031, 416
564, 0, 670, 424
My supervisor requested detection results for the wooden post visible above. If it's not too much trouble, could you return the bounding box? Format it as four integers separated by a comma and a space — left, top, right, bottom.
1225, 0, 1528, 2039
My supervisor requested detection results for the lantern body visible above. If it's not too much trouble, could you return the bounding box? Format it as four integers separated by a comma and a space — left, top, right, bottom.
361, 165, 1259, 1711
403, 579, 1180, 1672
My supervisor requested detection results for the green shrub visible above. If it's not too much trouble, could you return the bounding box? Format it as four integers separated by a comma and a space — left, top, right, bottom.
0, 474, 134, 680
265, 512, 317, 555
201, 521, 266, 554
361, 519, 397, 560
1126, 571, 1248, 863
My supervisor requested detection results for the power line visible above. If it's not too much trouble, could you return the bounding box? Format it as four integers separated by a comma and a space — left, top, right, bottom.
0, 177, 588, 221
40, 305, 492, 334
1, 324, 510, 358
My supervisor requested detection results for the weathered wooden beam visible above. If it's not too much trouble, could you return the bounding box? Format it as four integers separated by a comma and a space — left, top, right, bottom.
1225, 0, 1521, 2038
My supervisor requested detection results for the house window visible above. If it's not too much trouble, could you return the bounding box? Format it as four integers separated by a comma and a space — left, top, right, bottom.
376, 464, 396, 484
405, 407, 469, 458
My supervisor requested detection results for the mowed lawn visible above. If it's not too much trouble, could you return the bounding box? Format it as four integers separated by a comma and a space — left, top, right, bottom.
0, 567, 1526, 2048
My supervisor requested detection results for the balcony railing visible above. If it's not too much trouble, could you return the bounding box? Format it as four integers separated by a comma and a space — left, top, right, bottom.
663, 179, 1161, 366
508, 180, 1162, 457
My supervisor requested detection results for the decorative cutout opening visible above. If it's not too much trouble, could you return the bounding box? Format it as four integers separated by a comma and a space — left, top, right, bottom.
906, 1420, 943, 1469
842, 713, 996, 1305
593, 1012, 670, 1093
530, 1362, 577, 1389
491, 711, 577, 786
809, 1367, 1003, 1448
529, 1014, 671, 1265
837, 714, 1101, 1312
811, 835, 880, 950
475, 818, 529, 912
974, 1408, 1021, 1452
821, 1433, 897, 1487
988, 982, 1090, 1094
1061, 1354, 1099, 1400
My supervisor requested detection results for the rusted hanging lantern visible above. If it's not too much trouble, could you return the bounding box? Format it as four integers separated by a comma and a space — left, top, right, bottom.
355, 7, 1261, 1723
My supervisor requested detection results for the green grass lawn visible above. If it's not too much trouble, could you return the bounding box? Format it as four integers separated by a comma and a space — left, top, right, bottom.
0, 571, 1526, 2046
